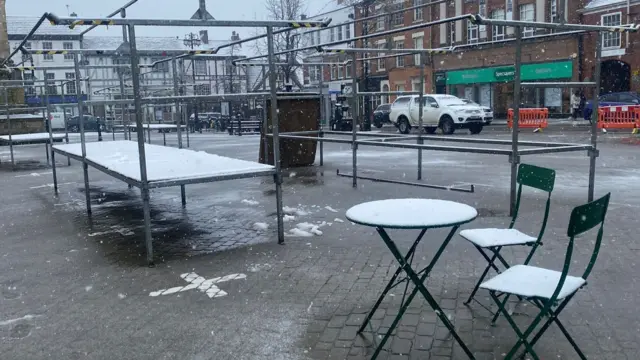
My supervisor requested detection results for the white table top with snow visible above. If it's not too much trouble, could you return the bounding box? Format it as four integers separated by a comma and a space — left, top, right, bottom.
53, 140, 275, 184
0, 132, 66, 143
126, 124, 185, 129
345, 199, 478, 229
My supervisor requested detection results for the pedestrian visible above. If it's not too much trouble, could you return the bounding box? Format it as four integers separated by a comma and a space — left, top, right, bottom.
571, 91, 581, 121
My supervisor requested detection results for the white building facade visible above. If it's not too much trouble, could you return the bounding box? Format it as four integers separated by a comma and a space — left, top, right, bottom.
7, 17, 255, 120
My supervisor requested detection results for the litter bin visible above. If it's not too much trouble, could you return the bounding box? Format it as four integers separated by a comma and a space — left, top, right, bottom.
259, 94, 320, 167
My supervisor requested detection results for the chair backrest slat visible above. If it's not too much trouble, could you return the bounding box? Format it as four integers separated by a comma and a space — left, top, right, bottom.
567, 193, 611, 238
517, 163, 556, 193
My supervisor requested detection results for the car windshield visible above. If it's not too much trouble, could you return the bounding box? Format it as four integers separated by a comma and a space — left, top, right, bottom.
462, 99, 479, 106
437, 97, 468, 106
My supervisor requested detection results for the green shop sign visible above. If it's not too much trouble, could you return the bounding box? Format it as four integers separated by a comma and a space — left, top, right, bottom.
446, 60, 573, 85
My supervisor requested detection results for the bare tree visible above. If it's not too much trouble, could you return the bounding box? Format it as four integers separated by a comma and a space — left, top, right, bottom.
0, 0, 8, 61
252, 0, 307, 88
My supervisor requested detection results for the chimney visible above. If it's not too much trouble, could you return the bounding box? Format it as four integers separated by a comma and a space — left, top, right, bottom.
199, 30, 209, 45
231, 31, 241, 47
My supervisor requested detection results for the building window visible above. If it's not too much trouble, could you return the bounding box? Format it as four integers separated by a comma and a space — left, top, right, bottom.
602, 13, 622, 48
309, 32, 315, 45
467, 21, 479, 44
42, 42, 53, 61
337, 63, 343, 79
377, 43, 386, 71
45, 72, 56, 95
395, 40, 404, 67
395, 84, 405, 92
376, 11, 385, 31
519, 4, 535, 37
337, 25, 343, 41
345, 62, 351, 78
479, 2, 487, 38
194, 60, 207, 75
413, 36, 423, 65
449, 22, 456, 45
331, 64, 337, 80
492, 9, 505, 41
345, 24, 351, 39
63, 42, 73, 61
23, 73, 36, 95
195, 84, 211, 95
413, 0, 423, 21
550, 0, 557, 23
389, 1, 404, 27
330, 27, 335, 42
65, 72, 76, 94
316, 31, 321, 45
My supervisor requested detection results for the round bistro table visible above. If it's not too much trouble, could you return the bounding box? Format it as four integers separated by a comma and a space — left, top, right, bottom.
346, 198, 478, 359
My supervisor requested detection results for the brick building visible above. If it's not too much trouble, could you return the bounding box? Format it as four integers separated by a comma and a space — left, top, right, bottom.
580, 0, 640, 95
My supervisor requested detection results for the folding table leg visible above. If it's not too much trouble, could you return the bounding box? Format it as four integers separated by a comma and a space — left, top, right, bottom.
357, 228, 427, 334
371, 226, 475, 360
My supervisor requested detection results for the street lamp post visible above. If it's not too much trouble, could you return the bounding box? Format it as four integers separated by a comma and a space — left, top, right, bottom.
183, 32, 202, 133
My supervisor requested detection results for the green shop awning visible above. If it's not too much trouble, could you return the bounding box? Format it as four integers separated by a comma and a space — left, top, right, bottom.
446, 60, 573, 85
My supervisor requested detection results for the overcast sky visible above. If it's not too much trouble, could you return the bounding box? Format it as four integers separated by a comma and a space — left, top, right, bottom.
7, 0, 337, 45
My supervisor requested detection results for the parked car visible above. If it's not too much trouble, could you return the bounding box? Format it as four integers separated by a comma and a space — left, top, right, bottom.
373, 104, 392, 128
67, 115, 104, 132
461, 99, 493, 125
48, 112, 67, 130
583, 92, 640, 120
389, 94, 485, 135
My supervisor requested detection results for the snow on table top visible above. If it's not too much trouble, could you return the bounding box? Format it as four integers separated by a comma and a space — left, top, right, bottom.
0, 132, 65, 142
345, 199, 477, 229
53, 140, 275, 183
126, 124, 185, 129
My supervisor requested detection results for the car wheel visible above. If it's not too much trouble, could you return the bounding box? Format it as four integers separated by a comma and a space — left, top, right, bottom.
440, 116, 455, 135
374, 119, 383, 128
424, 127, 437, 134
469, 124, 483, 135
70, 125, 79, 133
398, 117, 411, 134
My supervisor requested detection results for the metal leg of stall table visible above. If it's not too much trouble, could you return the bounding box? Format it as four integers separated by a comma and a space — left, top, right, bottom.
51, 149, 58, 194
351, 55, 358, 188
267, 26, 284, 245
181, 186, 186, 207
163, 131, 166, 146
319, 131, 324, 166
45, 143, 50, 166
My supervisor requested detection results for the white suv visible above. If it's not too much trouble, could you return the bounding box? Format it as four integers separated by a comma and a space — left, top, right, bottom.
389, 94, 486, 135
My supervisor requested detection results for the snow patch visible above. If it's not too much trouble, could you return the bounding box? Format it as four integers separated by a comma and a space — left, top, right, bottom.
283, 206, 308, 216
324, 206, 338, 213
118, 293, 127, 299
248, 263, 272, 272
334, 218, 345, 223
287, 228, 315, 237
283, 215, 296, 222
242, 199, 260, 206
85, 285, 93, 292
252, 222, 269, 231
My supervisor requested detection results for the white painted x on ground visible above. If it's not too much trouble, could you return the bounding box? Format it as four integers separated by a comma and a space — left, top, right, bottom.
149, 272, 247, 299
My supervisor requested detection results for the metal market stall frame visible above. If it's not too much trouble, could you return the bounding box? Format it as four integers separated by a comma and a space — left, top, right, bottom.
18, 13, 330, 266
258, 14, 638, 216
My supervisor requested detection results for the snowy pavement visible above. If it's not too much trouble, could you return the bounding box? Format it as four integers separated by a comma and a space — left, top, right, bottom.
0, 130, 639, 359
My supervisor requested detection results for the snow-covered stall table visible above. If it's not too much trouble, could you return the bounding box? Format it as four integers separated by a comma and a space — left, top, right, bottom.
0, 132, 66, 166
51, 140, 279, 263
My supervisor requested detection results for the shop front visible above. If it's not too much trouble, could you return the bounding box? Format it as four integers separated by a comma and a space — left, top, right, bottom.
446, 60, 574, 117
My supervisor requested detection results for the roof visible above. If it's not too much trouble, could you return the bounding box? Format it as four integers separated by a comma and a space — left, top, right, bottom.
583, 0, 640, 9
7, 16, 82, 36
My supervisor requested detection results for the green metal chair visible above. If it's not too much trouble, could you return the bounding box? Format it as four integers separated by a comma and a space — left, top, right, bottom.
460, 163, 555, 315
479, 192, 610, 360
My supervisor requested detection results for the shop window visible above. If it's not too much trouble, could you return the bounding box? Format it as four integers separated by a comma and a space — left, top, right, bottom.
602, 13, 621, 48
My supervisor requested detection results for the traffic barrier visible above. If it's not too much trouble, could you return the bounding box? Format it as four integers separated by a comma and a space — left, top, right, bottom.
597, 106, 640, 134
507, 108, 549, 132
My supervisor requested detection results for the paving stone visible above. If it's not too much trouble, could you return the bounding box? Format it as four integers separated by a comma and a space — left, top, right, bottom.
391, 338, 413, 355
338, 326, 359, 341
